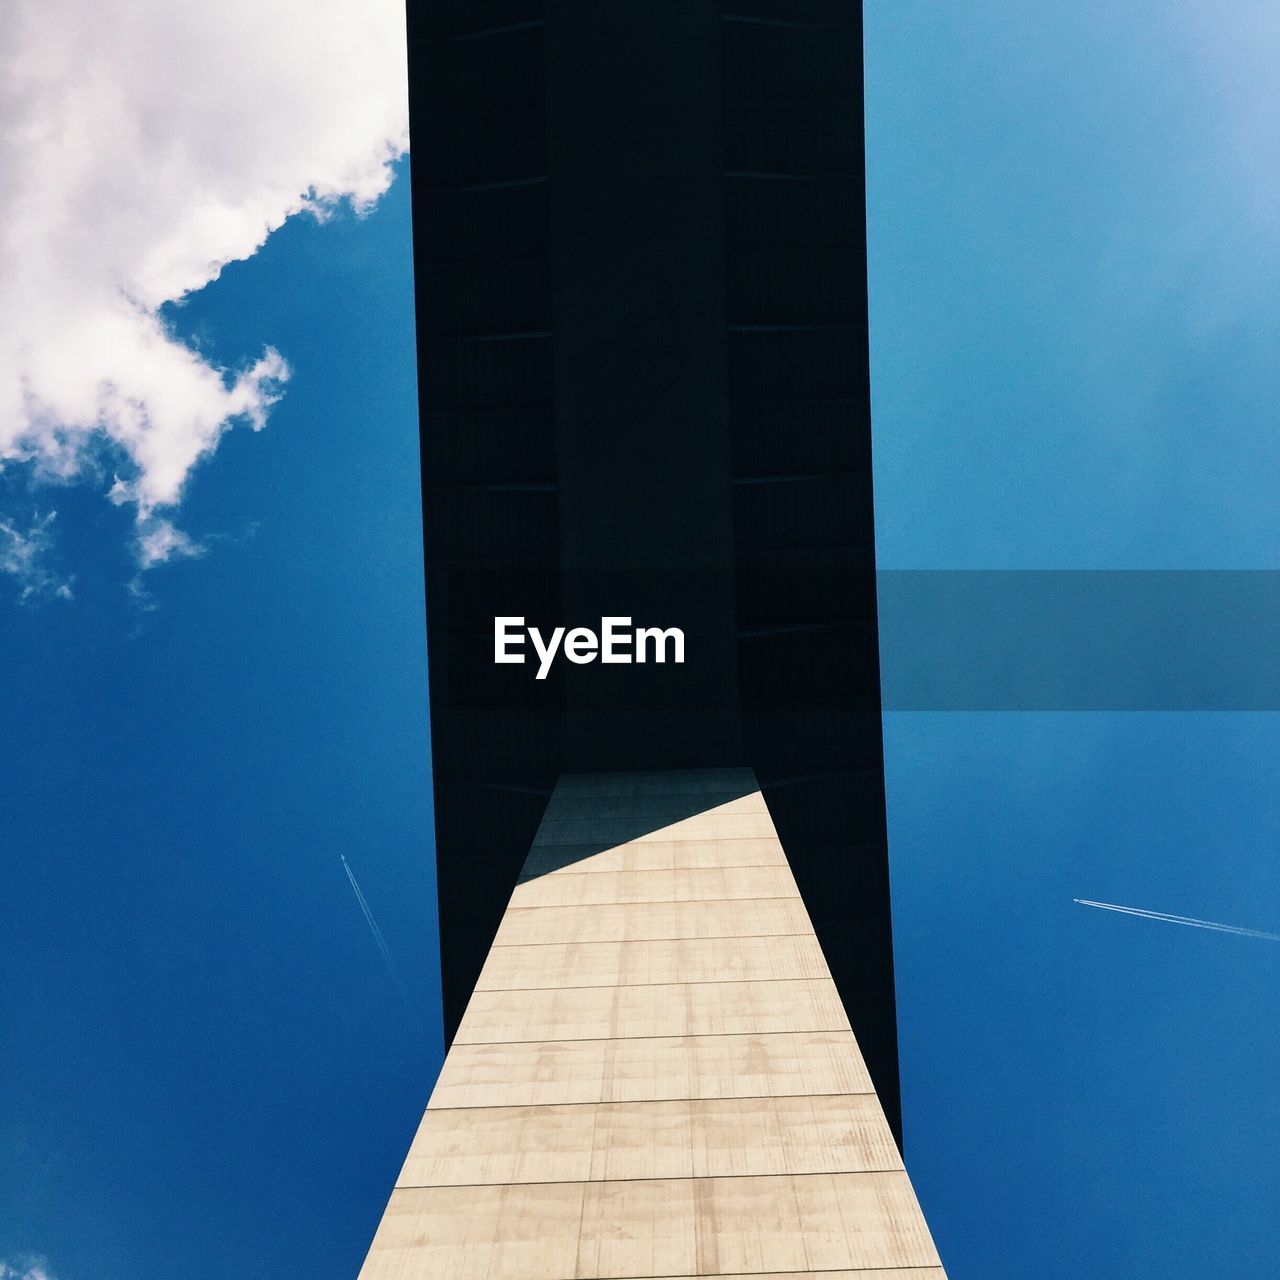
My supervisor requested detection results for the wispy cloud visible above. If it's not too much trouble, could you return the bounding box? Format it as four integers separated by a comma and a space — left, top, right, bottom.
0, 0, 408, 579
1, 1258, 57, 1280
135, 518, 206, 572
0, 512, 72, 601
1075, 898, 1280, 942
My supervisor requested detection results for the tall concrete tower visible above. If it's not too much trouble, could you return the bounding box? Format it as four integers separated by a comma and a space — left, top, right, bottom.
359, 2, 945, 1275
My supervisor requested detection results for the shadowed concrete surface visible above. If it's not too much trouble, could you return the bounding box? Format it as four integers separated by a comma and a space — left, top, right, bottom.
409, 3, 900, 1136
358, 770, 944, 1279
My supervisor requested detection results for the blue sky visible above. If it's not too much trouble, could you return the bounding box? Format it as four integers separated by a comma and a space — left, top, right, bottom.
866, 3, 1280, 1275
3, 5, 1279, 1279
1, 163, 438, 1279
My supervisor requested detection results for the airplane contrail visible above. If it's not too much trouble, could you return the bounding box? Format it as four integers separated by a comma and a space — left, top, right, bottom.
342, 854, 413, 1002
1074, 898, 1280, 942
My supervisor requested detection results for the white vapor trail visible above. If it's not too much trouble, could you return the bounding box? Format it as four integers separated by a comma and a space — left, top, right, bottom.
1074, 898, 1280, 942
342, 854, 413, 1002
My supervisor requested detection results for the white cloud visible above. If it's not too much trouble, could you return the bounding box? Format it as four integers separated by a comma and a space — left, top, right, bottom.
0, 511, 73, 601
0, 0, 409, 576
1, 1259, 57, 1280
136, 516, 206, 571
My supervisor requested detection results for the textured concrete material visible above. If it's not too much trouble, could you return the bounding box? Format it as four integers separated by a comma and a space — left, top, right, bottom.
508, 864, 800, 908
359, 770, 944, 1278
398, 1095, 903, 1187
454, 977, 850, 1044
474, 934, 831, 990
493, 898, 812, 946
427, 1030, 877, 1110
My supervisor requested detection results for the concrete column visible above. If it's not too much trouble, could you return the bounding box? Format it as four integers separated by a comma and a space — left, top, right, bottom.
359, 768, 944, 1279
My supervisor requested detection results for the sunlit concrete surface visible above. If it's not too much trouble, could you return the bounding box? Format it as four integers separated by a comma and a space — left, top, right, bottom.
358, 769, 944, 1279
426, 1031, 876, 1110
474, 934, 831, 990
493, 898, 813, 946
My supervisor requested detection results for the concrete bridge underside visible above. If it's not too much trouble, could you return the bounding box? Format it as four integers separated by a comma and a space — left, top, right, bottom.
359, 769, 944, 1279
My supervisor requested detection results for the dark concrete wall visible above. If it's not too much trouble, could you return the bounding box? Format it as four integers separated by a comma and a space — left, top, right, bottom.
546, 1, 742, 768
407, 0, 902, 1142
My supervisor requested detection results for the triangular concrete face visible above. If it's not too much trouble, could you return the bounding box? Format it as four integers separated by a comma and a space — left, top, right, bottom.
359, 769, 945, 1279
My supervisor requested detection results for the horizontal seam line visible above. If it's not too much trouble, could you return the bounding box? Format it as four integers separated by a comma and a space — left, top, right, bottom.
532, 824, 774, 830
444, 1027, 862, 1054
500, 895, 801, 913
473, 974, 833, 993
433, 1270, 942, 1280
453, 19, 544, 40
724, 170, 857, 181
490, 930, 810, 948
452, 1026, 851, 1047
419, 1270, 937, 1280
728, 323, 856, 332
515, 863, 788, 881
509, 896, 798, 906
449, 1271, 938, 1280
721, 13, 857, 27
393, 1167, 906, 1191
488, 933, 814, 950
531, 833, 779, 843
552, 783, 757, 793
424, 1089, 875, 1112
463, 331, 551, 341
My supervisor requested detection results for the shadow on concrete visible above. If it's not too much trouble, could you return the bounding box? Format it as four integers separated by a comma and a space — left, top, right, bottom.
517, 767, 761, 880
